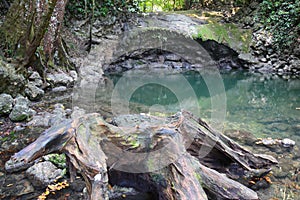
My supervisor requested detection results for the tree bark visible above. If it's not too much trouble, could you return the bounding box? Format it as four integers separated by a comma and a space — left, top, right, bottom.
0, 0, 69, 74
5, 111, 277, 199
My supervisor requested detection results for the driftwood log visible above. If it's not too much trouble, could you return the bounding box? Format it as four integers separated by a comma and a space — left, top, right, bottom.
5, 111, 278, 200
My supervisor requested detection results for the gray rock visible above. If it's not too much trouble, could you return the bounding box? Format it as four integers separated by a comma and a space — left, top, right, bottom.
278, 69, 284, 74
29, 71, 41, 80
46, 72, 74, 86
293, 46, 300, 56
27, 112, 53, 127
290, 59, 300, 70
261, 138, 278, 146
0, 93, 13, 115
150, 62, 170, 68
27, 103, 67, 127
238, 53, 259, 64
52, 86, 67, 92
165, 53, 182, 61
109, 185, 139, 199
182, 62, 192, 69
9, 96, 31, 122
281, 138, 296, 148
124, 59, 134, 69
71, 107, 86, 119
25, 82, 44, 101
258, 64, 273, 72
26, 161, 63, 188
274, 62, 283, 69
0, 61, 26, 97
65, 108, 72, 116
33, 79, 43, 87
69, 70, 78, 81
260, 57, 267, 62
165, 61, 183, 69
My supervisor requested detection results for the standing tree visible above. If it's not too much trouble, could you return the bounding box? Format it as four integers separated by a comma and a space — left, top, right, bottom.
0, 0, 70, 76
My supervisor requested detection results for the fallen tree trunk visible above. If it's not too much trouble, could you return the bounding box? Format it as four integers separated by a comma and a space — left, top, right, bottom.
5, 111, 277, 199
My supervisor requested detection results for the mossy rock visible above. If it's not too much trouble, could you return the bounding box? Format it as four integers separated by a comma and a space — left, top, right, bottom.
194, 20, 252, 53
0, 59, 26, 97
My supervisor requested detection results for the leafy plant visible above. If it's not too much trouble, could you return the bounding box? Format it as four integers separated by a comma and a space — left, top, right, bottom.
1, 131, 17, 142
66, 0, 140, 19
45, 153, 67, 169
257, 0, 300, 51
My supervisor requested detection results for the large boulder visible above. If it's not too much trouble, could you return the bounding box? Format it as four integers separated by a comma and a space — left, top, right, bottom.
0, 60, 26, 97
0, 93, 14, 115
9, 95, 32, 122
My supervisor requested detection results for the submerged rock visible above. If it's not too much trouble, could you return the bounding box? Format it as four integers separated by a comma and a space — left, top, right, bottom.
0, 93, 13, 115
255, 137, 296, 148
281, 138, 296, 148
26, 161, 63, 188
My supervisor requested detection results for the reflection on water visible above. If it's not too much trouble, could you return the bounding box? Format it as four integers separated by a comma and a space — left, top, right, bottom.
105, 69, 300, 141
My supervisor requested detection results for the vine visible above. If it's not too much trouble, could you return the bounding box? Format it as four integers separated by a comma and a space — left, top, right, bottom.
257, 0, 300, 51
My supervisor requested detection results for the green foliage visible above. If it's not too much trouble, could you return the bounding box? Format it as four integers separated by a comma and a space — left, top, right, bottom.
138, 0, 186, 12
46, 153, 67, 169
66, 0, 140, 19
258, 0, 300, 50
0, 131, 16, 142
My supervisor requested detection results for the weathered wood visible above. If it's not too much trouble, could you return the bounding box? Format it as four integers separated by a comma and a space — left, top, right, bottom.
6, 115, 109, 200
198, 163, 258, 200
180, 111, 277, 170
5, 111, 277, 199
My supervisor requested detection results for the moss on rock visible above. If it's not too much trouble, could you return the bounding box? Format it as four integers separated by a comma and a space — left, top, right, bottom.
194, 20, 252, 53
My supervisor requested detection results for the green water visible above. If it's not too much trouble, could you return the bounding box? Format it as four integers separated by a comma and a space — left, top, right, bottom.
107, 69, 300, 141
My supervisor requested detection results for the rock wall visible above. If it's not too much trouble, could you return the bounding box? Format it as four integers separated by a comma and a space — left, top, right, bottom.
232, 1, 300, 77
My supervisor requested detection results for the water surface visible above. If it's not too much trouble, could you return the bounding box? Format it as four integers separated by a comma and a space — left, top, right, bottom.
106, 69, 300, 142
